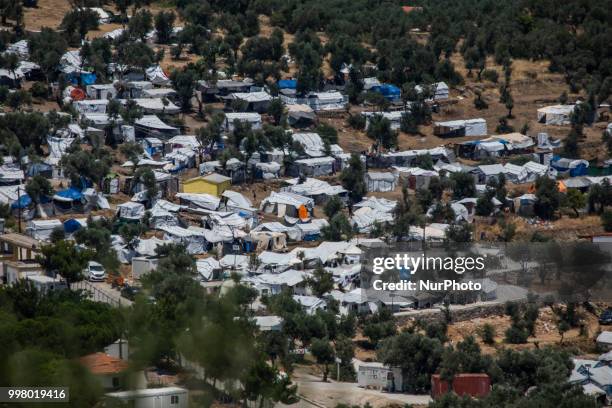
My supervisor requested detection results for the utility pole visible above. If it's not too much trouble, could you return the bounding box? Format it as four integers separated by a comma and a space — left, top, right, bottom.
16, 185, 22, 233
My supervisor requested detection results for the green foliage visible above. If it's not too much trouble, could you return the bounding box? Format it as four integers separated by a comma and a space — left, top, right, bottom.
322, 213, 354, 241
306, 266, 334, 297
366, 114, 397, 149
534, 176, 560, 220
602, 209, 612, 232
25, 174, 53, 204
340, 153, 366, 203
29, 28, 67, 81
377, 331, 443, 393
479, 323, 496, 345
450, 172, 476, 199
347, 114, 366, 130
324, 195, 344, 219
128, 9, 153, 41
310, 338, 335, 381
38, 241, 91, 288
60, 8, 99, 44
170, 68, 198, 113
60, 145, 112, 187
154, 11, 176, 44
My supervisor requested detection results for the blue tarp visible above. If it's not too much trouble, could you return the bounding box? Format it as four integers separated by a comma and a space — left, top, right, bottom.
26, 162, 53, 177
63, 218, 84, 234
54, 187, 83, 201
371, 84, 401, 101
67, 72, 97, 86
11, 194, 32, 209
278, 79, 297, 89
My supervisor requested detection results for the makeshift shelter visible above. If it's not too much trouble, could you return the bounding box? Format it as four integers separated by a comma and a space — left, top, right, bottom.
365, 172, 397, 192
26, 163, 53, 179
286, 104, 316, 128
434, 118, 487, 137
260, 191, 314, 218
0, 69, 23, 88
134, 115, 179, 139
362, 111, 404, 130
127, 81, 154, 98
74, 99, 109, 114
370, 84, 401, 102
305, 91, 347, 111
198, 78, 254, 98
159, 226, 206, 254
141, 88, 177, 99
415, 82, 449, 100
224, 92, 272, 113
145, 65, 170, 85
0, 165, 25, 186
183, 174, 231, 197
223, 112, 262, 132
283, 178, 347, 204
393, 167, 438, 189
292, 157, 335, 177
537, 105, 575, 125
551, 157, 589, 177
87, 84, 117, 100
176, 193, 220, 211
474, 164, 505, 184
27, 219, 63, 241
117, 202, 145, 220
255, 162, 281, 179
132, 98, 180, 114
63, 218, 87, 234
352, 207, 394, 233
292, 132, 326, 157
53, 187, 85, 213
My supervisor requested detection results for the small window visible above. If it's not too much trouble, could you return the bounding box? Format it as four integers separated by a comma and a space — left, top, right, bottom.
171, 395, 179, 405
112, 377, 120, 388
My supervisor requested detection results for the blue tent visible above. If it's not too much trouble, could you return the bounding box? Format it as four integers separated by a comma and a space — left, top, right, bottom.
371, 84, 401, 101
278, 79, 297, 89
63, 218, 85, 234
67, 72, 97, 86
11, 194, 32, 209
26, 162, 53, 178
54, 187, 84, 202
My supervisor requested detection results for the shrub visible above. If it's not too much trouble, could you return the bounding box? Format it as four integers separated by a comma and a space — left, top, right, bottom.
31, 82, 48, 98
347, 114, 366, 130
505, 325, 529, 344
482, 69, 499, 83
479, 323, 496, 345
601, 209, 612, 232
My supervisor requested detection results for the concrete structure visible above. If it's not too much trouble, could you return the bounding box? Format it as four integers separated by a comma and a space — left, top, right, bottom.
357, 362, 403, 392
106, 387, 188, 408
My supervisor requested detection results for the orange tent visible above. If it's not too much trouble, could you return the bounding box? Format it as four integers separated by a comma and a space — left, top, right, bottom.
298, 204, 309, 220
558, 181, 567, 193
70, 87, 86, 101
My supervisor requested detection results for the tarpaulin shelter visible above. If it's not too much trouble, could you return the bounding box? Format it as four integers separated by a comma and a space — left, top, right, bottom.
370, 84, 401, 102
53, 187, 85, 213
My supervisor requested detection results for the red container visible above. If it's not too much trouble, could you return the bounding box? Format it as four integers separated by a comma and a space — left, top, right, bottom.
431, 374, 491, 399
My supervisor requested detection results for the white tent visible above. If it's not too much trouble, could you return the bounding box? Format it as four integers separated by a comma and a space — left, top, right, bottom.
27, 219, 63, 241
159, 225, 207, 254
145, 65, 170, 85
292, 133, 325, 157
365, 172, 397, 192
537, 105, 575, 125
223, 112, 262, 132
117, 202, 145, 220
132, 98, 180, 114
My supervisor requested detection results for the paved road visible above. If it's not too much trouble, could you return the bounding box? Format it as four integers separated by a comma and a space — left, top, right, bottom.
73, 280, 132, 307
284, 372, 432, 408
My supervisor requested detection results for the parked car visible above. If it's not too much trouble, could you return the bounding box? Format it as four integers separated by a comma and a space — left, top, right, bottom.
86, 261, 106, 282
599, 308, 612, 325
121, 284, 141, 301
